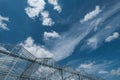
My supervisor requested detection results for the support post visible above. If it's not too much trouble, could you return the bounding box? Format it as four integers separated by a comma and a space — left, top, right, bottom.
60, 69, 64, 80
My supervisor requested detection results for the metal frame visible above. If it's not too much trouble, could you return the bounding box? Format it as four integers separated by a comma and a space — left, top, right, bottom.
0, 44, 104, 80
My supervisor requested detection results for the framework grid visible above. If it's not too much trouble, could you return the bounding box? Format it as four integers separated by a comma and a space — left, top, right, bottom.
0, 44, 104, 80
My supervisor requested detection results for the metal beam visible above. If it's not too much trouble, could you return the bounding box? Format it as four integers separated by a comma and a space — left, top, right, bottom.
0, 47, 104, 80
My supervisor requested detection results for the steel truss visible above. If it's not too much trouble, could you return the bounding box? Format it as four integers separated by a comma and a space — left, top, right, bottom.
0, 44, 104, 80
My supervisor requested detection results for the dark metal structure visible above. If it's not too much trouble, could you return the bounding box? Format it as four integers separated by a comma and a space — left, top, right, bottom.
0, 44, 104, 80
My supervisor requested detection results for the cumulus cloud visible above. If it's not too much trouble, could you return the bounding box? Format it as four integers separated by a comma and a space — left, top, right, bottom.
80, 6, 101, 23
25, 0, 54, 26
20, 37, 53, 58
105, 32, 119, 42
0, 15, 9, 30
41, 11, 54, 26
78, 62, 94, 70
77, 61, 120, 79
48, 0, 62, 13
87, 38, 98, 49
44, 31, 61, 40
25, 0, 62, 26
25, 0, 46, 18
80, 37, 100, 51
77, 61, 112, 74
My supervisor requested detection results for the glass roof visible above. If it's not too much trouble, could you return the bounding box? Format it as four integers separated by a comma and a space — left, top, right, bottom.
0, 44, 104, 80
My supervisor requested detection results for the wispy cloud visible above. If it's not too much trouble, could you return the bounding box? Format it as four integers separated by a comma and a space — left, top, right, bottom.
45, 3, 120, 61
105, 32, 119, 42
80, 6, 101, 23
21, 21, 94, 61
81, 3, 120, 50
50, 23, 95, 61
0, 15, 9, 30
46, 6, 102, 61
44, 31, 61, 40
90, 18, 102, 32
20, 37, 53, 58
98, 70, 108, 74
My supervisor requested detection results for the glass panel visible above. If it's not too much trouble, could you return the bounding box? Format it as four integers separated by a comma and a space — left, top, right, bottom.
0, 44, 103, 80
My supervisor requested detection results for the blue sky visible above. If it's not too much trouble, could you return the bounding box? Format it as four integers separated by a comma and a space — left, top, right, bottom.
0, 0, 120, 80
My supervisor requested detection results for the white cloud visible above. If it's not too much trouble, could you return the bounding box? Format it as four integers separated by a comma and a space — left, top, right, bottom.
77, 61, 112, 74
48, 0, 62, 13
105, 32, 119, 42
110, 68, 120, 76
98, 70, 108, 74
50, 24, 94, 61
90, 18, 102, 32
80, 36, 100, 51
41, 11, 54, 26
97, 67, 120, 78
0, 15, 9, 30
44, 31, 61, 40
23, 3, 120, 61
25, 0, 54, 26
20, 37, 53, 58
25, 0, 62, 26
78, 63, 94, 70
25, 0, 46, 18
80, 6, 101, 23
87, 38, 98, 49
81, 4, 120, 50
81, 3, 120, 49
